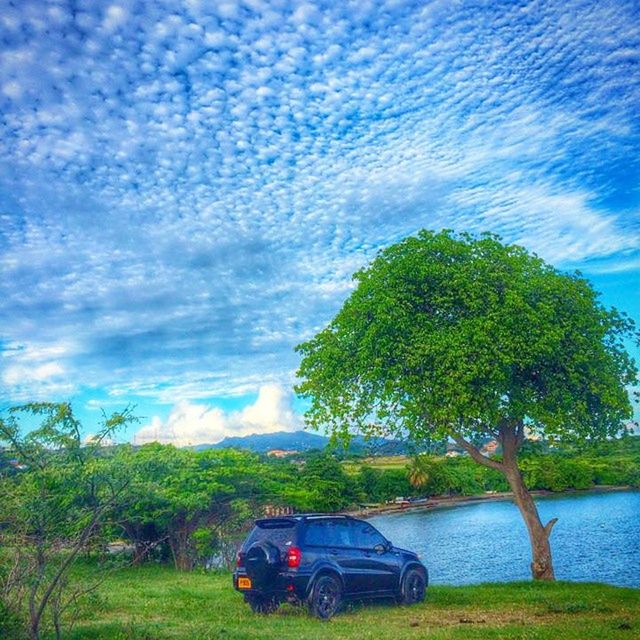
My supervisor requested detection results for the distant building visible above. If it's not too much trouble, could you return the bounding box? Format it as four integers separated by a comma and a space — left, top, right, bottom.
84, 434, 115, 447
524, 426, 542, 442
266, 449, 298, 458
263, 504, 294, 516
445, 442, 465, 457
480, 440, 499, 456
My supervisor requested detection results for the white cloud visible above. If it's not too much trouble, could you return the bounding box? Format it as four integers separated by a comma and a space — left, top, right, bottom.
102, 5, 128, 31
3, 361, 64, 385
133, 383, 301, 447
0, 0, 639, 405
0, 340, 75, 398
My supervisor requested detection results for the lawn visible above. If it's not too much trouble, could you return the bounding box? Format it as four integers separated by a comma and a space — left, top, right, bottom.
63, 565, 639, 640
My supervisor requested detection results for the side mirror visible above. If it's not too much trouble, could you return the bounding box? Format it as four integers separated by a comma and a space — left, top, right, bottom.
373, 543, 387, 555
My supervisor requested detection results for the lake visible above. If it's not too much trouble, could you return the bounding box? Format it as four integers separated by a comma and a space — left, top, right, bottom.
368, 490, 640, 588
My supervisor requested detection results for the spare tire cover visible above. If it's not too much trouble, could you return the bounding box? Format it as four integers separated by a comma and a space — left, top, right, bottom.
245, 542, 281, 586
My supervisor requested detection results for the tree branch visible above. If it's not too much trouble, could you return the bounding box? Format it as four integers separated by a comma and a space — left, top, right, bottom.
544, 517, 558, 537
451, 433, 504, 472
515, 421, 525, 447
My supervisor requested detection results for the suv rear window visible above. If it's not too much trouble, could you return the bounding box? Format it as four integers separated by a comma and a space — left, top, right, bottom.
243, 519, 297, 551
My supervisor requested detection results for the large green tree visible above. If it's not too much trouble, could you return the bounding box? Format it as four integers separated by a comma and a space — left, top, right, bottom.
296, 230, 639, 580
109, 444, 272, 571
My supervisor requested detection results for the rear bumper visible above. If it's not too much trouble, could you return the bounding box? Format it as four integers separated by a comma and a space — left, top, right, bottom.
233, 569, 311, 599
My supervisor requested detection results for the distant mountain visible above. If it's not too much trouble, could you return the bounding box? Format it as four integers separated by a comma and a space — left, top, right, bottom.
194, 430, 418, 455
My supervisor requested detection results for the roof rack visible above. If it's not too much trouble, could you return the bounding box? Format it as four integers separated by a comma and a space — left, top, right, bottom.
301, 513, 353, 520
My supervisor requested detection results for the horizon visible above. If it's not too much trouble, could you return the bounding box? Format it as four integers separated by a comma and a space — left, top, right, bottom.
1, 1, 639, 444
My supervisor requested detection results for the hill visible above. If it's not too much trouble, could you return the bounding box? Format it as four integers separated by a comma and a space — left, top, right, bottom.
195, 430, 414, 455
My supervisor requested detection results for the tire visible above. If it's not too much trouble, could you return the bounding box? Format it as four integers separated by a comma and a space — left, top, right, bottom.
245, 542, 281, 588
309, 574, 342, 620
247, 594, 280, 614
400, 568, 426, 605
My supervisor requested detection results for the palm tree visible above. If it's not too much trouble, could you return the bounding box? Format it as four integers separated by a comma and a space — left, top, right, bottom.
408, 456, 430, 489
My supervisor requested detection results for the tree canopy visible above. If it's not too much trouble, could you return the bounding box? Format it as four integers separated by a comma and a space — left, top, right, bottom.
296, 230, 638, 447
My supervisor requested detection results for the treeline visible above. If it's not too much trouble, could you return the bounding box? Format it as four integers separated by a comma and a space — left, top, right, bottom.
355, 438, 640, 502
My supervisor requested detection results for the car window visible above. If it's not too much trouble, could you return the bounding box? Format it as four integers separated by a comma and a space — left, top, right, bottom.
325, 520, 352, 546
304, 520, 328, 546
243, 521, 296, 550
304, 519, 352, 546
351, 522, 386, 549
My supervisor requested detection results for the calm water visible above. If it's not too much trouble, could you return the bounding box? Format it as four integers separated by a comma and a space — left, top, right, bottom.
368, 490, 640, 587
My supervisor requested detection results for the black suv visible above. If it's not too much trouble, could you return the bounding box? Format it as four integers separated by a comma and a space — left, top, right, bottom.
233, 514, 428, 619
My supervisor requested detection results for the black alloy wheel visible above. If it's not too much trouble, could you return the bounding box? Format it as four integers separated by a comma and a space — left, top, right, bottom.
401, 568, 426, 605
247, 594, 280, 614
310, 575, 342, 620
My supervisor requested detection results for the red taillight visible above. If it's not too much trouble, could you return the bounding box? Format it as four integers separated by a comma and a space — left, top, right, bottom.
236, 552, 244, 568
287, 547, 302, 568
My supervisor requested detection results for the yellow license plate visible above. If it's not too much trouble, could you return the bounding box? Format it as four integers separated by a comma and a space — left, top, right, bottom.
238, 577, 252, 589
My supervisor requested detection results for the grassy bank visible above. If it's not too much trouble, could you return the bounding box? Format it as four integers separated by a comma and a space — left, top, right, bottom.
59, 565, 639, 640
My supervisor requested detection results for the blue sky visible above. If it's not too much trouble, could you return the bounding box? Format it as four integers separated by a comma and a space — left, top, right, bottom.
1, 0, 639, 444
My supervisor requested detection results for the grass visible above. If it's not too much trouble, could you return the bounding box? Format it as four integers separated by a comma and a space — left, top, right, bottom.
342, 455, 410, 474
60, 564, 639, 640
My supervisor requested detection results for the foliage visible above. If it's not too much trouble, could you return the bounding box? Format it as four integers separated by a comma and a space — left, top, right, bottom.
356, 466, 413, 502
0, 403, 137, 640
298, 452, 362, 511
104, 447, 363, 569
107, 445, 279, 570
296, 229, 638, 446
351, 437, 640, 499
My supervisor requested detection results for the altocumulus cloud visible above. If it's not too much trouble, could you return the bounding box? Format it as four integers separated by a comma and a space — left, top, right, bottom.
134, 384, 301, 446
0, 0, 639, 408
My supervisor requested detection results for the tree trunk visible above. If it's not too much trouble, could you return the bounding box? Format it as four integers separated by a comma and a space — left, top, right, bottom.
501, 432, 557, 580
133, 542, 148, 566
453, 425, 557, 581
169, 528, 195, 571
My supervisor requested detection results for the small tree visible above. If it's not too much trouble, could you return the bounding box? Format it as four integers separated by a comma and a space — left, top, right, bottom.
408, 456, 430, 490
296, 230, 639, 580
0, 403, 136, 640
110, 445, 272, 571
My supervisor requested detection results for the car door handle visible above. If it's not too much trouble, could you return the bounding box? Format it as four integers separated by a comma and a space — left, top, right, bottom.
329, 549, 339, 555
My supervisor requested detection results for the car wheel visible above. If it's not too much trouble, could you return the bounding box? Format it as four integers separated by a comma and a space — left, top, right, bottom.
309, 575, 342, 620
245, 542, 281, 588
247, 594, 280, 614
401, 568, 426, 605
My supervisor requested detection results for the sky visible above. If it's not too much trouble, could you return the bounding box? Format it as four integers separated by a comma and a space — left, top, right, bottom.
1, 0, 639, 445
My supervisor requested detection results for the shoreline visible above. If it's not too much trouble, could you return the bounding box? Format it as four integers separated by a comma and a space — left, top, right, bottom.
346, 484, 635, 519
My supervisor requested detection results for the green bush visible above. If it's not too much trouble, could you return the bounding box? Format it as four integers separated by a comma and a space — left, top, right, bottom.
0, 600, 24, 639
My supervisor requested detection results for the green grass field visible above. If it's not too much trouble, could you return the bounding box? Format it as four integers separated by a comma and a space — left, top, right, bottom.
62, 565, 639, 640
342, 455, 410, 474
